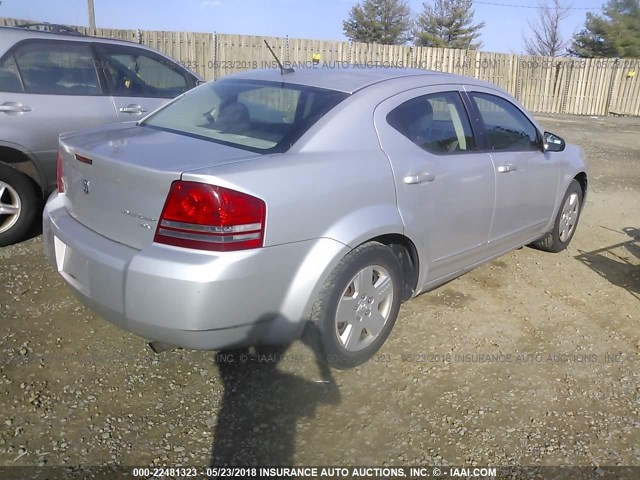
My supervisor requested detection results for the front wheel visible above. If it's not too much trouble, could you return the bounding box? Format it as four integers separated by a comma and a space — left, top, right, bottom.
530, 179, 583, 253
309, 242, 402, 369
0, 166, 39, 247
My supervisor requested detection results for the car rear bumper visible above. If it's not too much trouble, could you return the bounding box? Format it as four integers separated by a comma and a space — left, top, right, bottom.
43, 193, 347, 350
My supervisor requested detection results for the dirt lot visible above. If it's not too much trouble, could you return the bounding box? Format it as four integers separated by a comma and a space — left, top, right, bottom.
1, 114, 639, 476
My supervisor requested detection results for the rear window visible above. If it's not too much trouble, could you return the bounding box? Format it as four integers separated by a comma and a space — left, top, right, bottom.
141, 79, 348, 153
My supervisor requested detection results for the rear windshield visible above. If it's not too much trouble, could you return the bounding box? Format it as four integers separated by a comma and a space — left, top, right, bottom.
141, 79, 348, 153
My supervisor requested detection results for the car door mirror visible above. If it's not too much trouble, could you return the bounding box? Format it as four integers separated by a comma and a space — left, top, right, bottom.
544, 132, 565, 152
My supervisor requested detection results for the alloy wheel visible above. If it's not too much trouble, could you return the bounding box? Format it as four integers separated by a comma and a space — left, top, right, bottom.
335, 265, 394, 352
559, 192, 580, 242
0, 181, 21, 234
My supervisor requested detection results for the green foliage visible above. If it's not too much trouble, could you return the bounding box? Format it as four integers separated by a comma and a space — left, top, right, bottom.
414, 0, 486, 49
342, 0, 413, 45
570, 0, 640, 57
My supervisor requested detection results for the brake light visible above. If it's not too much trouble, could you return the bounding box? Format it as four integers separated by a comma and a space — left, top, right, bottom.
154, 181, 266, 252
56, 150, 64, 193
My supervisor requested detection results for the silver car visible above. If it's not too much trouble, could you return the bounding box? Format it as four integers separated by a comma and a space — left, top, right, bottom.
43, 67, 587, 369
0, 24, 200, 246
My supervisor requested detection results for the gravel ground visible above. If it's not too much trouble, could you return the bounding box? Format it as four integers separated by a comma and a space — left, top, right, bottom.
0, 114, 639, 476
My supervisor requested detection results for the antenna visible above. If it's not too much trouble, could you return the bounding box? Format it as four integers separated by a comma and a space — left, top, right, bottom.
263, 40, 294, 75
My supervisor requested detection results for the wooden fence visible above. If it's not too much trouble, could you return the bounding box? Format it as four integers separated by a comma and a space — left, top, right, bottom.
2, 17, 639, 116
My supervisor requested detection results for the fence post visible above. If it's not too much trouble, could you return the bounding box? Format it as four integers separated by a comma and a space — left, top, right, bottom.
474, 50, 482, 80
212, 32, 217, 81
136, 29, 142, 44
509, 54, 517, 96
561, 61, 574, 114
605, 58, 620, 115
515, 57, 523, 101
285, 35, 290, 63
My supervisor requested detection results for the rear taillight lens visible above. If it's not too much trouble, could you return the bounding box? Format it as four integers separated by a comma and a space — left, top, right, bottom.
56, 150, 64, 193
154, 181, 266, 252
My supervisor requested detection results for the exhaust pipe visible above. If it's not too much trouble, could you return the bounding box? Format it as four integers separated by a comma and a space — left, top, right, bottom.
148, 341, 175, 354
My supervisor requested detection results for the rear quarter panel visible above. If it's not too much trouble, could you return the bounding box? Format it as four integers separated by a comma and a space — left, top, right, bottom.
182, 90, 403, 324
182, 90, 404, 248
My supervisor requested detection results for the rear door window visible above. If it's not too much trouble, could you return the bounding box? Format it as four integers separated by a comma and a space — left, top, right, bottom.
0, 55, 23, 92
2, 40, 101, 95
387, 91, 476, 154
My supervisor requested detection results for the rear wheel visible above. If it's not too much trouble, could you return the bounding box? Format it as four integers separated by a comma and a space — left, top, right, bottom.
530, 179, 583, 253
309, 242, 402, 369
0, 165, 39, 247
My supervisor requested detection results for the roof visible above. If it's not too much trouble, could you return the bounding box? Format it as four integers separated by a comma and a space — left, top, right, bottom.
224, 67, 458, 94
7, 23, 86, 36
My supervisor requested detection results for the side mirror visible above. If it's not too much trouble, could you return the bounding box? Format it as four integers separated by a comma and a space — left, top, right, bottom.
543, 131, 565, 152
196, 79, 208, 86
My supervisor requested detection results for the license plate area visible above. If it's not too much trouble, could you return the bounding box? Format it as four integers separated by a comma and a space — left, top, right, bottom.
55, 236, 90, 296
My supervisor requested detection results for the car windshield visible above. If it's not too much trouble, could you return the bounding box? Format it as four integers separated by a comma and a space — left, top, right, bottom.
141, 79, 348, 153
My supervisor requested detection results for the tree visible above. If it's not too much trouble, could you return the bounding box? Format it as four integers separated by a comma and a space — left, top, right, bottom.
414, 0, 486, 49
570, 0, 640, 57
342, 0, 413, 45
523, 0, 571, 57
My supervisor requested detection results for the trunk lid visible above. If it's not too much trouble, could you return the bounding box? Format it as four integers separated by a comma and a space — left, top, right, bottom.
60, 123, 260, 250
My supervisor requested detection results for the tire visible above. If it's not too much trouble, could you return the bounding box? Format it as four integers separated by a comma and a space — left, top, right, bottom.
0, 165, 39, 247
530, 179, 583, 253
308, 242, 402, 369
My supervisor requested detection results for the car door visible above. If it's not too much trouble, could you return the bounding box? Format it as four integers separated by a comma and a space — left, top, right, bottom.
93, 43, 196, 123
375, 88, 496, 286
467, 89, 560, 248
0, 39, 117, 189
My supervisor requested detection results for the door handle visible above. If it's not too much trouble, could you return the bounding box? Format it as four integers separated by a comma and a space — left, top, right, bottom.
403, 173, 436, 185
0, 103, 31, 113
497, 164, 517, 173
118, 104, 147, 114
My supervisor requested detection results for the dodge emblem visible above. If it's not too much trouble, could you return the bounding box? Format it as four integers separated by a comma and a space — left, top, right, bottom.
82, 179, 90, 194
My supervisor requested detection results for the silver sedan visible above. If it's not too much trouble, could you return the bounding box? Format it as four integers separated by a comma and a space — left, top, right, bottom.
43, 67, 587, 369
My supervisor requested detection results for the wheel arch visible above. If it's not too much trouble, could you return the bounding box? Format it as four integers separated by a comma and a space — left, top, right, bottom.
574, 171, 588, 202
0, 143, 47, 197
367, 233, 420, 302
324, 207, 420, 302
288, 231, 421, 341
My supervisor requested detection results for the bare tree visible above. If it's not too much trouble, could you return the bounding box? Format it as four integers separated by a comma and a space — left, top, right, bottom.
523, 0, 571, 57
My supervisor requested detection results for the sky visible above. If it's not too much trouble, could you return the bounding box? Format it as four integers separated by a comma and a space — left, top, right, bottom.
0, 0, 608, 54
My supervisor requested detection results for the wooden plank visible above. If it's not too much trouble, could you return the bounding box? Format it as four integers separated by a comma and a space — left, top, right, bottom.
620, 60, 640, 114
287, 38, 351, 69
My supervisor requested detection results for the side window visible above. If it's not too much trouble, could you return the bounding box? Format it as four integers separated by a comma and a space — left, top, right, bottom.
0, 55, 24, 92
96, 44, 190, 98
8, 41, 100, 95
387, 91, 476, 154
470, 92, 539, 151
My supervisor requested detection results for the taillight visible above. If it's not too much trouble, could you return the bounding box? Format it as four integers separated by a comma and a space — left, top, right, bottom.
56, 150, 64, 193
154, 181, 266, 252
